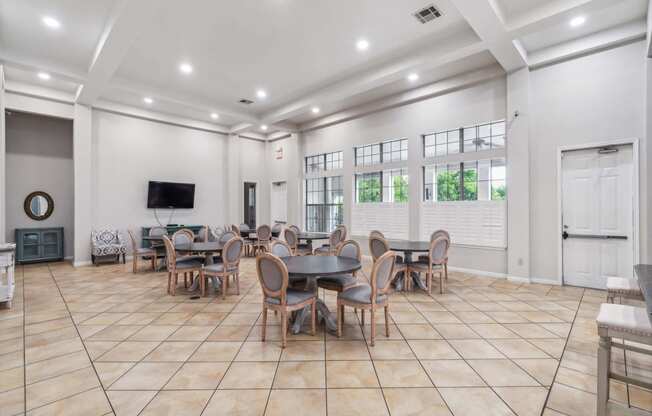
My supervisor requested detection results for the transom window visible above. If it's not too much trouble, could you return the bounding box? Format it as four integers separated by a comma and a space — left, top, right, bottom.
305, 176, 343, 232
305, 151, 343, 173
423, 158, 506, 202
423, 120, 505, 158
355, 138, 407, 167
355, 168, 408, 203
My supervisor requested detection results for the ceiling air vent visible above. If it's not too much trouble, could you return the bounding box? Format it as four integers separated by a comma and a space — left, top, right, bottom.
413, 4, 442, 24
239, 98, 254, 105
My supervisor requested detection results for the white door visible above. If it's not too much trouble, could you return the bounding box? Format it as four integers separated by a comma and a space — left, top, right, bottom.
562, 144, 633, 289
270, 182, 287, 224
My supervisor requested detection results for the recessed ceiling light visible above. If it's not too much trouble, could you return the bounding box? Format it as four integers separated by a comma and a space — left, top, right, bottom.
570, 16, 586, 27
37, 72, 51, 81
179, 62, 193, 74
210, 113, 219, 120
407, 73, 419, 82
311, 107, 320, 114
356, 39, 370, 51
42, 16, 61, 29
256, 89, 267, 99
143, 97, 153, 104
261, 124, 268, 131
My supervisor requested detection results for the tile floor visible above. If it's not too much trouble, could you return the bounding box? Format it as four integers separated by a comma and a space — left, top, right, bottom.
1, 257, 652, 415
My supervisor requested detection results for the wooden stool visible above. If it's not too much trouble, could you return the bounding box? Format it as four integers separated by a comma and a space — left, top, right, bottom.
606, 277, 644, 303
596, 303, 652, 416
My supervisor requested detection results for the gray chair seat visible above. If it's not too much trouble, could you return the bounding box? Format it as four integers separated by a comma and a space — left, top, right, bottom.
338, 284, 387, 304
174, 259, 203, 270
314, 246, 332, 254
410, 261, 443, 272
135, 247, 156, 255
318, 274, 357, 290
266, 289, 315, 305
204, 263, 238, 273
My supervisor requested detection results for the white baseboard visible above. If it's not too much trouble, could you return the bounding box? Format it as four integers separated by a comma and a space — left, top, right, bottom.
447, 266, 507, 279
506, 275, 531, 284
531, 276, 562, 286
73, 260, 92, 267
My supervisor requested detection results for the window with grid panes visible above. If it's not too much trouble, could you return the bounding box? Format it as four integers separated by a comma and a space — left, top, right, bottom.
382, 168, 409, 203
305, 176, 343, 232
355, 138, 407, 166
423, 158, 506, 202
423, 120, 505, 157
305, 151, 343, 173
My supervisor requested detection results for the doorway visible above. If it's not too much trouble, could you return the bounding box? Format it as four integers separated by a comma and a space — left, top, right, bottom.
561, 143, 635, 289
243, 182, 257, 229
270, 181, 287, 225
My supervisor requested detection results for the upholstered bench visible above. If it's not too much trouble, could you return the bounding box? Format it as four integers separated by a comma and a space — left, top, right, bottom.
596, 303, 652, 416
606, 277, 644, 303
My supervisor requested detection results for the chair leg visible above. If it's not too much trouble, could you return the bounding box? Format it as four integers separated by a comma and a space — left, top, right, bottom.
370, 307, 376, 347
427, 272, 432, 295
444, 263, 448, 280
235, 273, 240, 295
184, 272, 188, 289
132, 256, 137, 273
311, 301, 316, 336
361, 309, 365, 326
223, 275, 228, 300
167, 272, 172, 294
439, 271, 444, 295
261, 305, 268, 342
384, 306, 390, 338
337, 303, 342, 338
281, 310, 288, 348
597, 335, 611, 416
171, 273, 178, 296
200, 272, 206, 297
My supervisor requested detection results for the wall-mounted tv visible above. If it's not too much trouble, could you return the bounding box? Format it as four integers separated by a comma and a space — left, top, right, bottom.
147, 181, 195, 209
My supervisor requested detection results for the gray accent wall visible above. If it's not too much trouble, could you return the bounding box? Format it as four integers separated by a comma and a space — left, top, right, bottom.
5, 111, 74, 257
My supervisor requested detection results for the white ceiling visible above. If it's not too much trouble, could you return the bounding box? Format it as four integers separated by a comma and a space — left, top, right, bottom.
0, 0, 648, 136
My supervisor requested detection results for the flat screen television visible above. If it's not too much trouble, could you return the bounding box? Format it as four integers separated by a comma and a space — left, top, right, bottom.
147, 181, 195, 209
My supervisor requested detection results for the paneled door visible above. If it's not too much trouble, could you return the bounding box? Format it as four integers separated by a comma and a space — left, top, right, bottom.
243, 182, 257, 229
270, 181, 287, 225
561, 144, 634, 289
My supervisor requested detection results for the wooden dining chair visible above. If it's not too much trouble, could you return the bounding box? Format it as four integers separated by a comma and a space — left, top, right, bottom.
256, 253, 317, 348
288, 225, 301, 234
162, 235, 205, 296
337, 250, 396, 346
418, 229, 450, 279
254, 225, 272, 254
369, 235, 406, 283
203, 238, 244, 298
171, 229, 203, 283
127, 230, 157, 273
317, 240, 361, 293
197, 226, 209, 242
270, 240, 293, 257
314, 227, 345, 255
369, 230, 385, 239
283, 228, 311, 256
410, 236, 450, 294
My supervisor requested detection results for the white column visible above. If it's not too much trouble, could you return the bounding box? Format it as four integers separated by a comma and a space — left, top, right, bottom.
408, 129, 422, 240
224, 134, 241, 225
0, 66, 5, 243
644, 56, 652, 262
506, 68, 531, 280
73, 104, 93, 266
285, 133, 303, 227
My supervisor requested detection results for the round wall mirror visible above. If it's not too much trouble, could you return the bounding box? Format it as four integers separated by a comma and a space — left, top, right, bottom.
24, 191, 54, 221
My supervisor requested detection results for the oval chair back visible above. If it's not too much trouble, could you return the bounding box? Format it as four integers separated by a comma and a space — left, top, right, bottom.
219, 231, 236, 244
239, 223, 250, 232
272, 223, 283, 235
336, 240, 361, 262
369, 230, 385, 239
172, 229, 193, 246
369, 236, 389, 262
271, 240, 293, 257
256, 253, 289, 305
162, 235, 177, 270
197, 226, 209, 242
127, 230, 139, 252
430, 229, 450, 243
283, 228, 298, 252
371, 251, 397, 303
231, 224, 240, 234
257, 225, 272, 241
149, 226, 167, 237
336, 225, 347, 241
329, 227, 344, 247
428, 236, 450, 265
223, 237, 244, 269
289, 225, 301, 234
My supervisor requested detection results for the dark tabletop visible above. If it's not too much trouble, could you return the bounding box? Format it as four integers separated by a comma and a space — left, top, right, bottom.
635, 264, 652, 318
387, 240, 430, 252
296, 232, 330, 241
175, 242, 224, 253
142, 235, 164, 240
282, 256, 361, 276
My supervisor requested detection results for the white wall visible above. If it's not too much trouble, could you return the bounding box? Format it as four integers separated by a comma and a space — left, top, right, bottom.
91, 110, 229, 250
529, 41, 648, 280
5, 112, 74, 257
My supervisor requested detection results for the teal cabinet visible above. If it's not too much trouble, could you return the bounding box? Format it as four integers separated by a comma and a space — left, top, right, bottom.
15, 228, 64, 264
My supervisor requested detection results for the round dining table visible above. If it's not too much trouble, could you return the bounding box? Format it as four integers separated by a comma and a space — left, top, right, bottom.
295, 232, 330, 250
175, 241, 224, 293
386, 239, 429, 291
281, 255, 362, 334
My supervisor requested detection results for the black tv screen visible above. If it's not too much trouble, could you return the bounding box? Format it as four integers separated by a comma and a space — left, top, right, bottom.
147, 181, 195, 209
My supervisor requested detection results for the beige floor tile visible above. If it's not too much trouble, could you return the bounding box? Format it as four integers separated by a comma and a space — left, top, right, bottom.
325, 340, 369, 360
107, 390, 158, 416
206, 325, 252, 341
81, 312, 130, 326
87, 325, 144, 341
494, 386, 549, 416
117, 312, 162, 325
327, 388, 389, 416
504, 324, 559, 339
274, 361, 325, 388
513, 358, 559, 386
374, 360, 432, 388
25, 337, 85, 363
96, 341, 160, 362
26, 387, 111, 416
422, 311, 462, 324
489, 339, 550, 359
94, 362, 136, 388
279, 340, 324, 361
433, 324, 481, 339
151, 313, 193, 325
26, 366, 100, 410
439, 387, 516, 416
235, 341, 282, 361
0, 367, 24, 393
84, 341, 119, 360
202, 389, 268, 416
167, 325, 214, 341
0, 386, 24, 416
325, 324, 365, 340
109, 362, 182, 390
143, 341, 200, 362
220, 312, 260, 326
421, 360, 486, 387
128, 325, 180, 341
407, 340, 461, 360
468, 359, 539, 387
547, 382, 596, 416
468, 323, 519, 339
186, 312, 227, 326
266, 389, 326, 416
383, 387, 452, 416
397, 324, 442, 340
454, 311, 496, 324
188, 341, 242, 362
139, 390, 212, 416
529, 339, 566, 359
326, 360, 378, 388
368, 340, 415, 360
219, 361, 277, 389
448, 339, 505, 359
